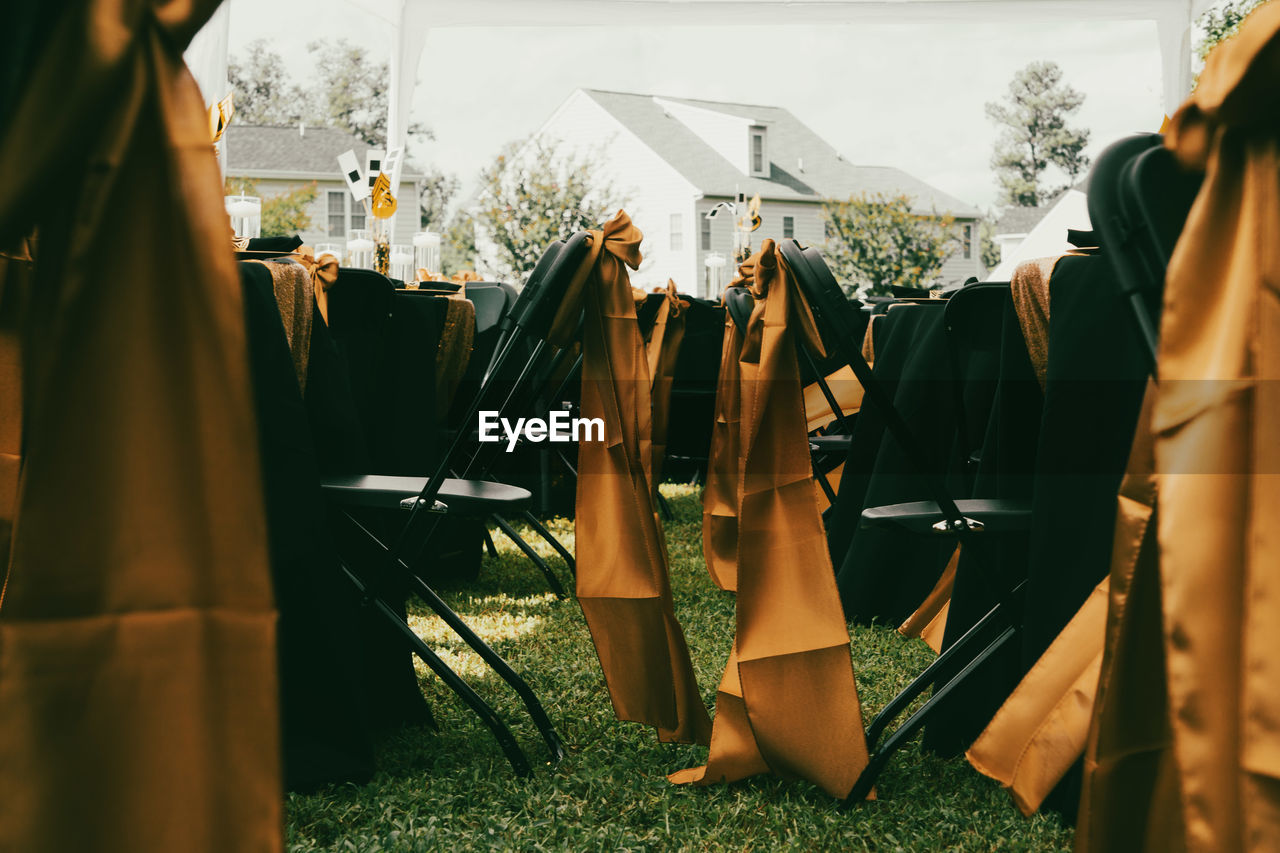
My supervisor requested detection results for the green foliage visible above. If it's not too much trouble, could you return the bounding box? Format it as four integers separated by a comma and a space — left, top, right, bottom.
223, 177, 317, 238
441, 215, 477, 276
418, 170, 460, 231
821, 192, 958, 297
986, 62, 1090, 208
1197, 0, 1272, 69
230, 38, 456, 237
262, 183, 318, 238
227, 41, 312, 126
284, 486, 1075, 852
473, 139, 628, 280
229, 39, 432, 148
978, 216, 1002, 271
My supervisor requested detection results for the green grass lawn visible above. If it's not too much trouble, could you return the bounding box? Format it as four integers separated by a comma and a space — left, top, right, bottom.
286, 485, 1073, 852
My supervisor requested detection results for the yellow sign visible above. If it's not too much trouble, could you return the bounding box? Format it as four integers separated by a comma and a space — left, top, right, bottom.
371, 172, 398, 218
209, 92, 235, 144
748, 193, 762, 231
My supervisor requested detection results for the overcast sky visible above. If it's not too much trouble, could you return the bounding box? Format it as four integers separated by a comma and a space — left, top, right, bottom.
227, 0, 1215, 213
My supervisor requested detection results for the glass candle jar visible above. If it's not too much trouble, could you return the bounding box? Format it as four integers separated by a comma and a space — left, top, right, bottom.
389, 245, 415, 284
314, 243, 342, 263
346, 229, 374, 270
225, 195, 261, 239
412, 231, 442, 277
704, 252, 727, 300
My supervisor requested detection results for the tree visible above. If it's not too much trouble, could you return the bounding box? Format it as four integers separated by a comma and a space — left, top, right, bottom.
419, 169, 460, 230
227, 40, 313, 126
821, 192, 958, 297
472, 139, 629, 280
986, 62, 1090, 207
224, 177, 317, 237
1197, 0, 1272, 72
441, 214, 478, 276
978, 216, 1002, 271
229, 39, 432, 148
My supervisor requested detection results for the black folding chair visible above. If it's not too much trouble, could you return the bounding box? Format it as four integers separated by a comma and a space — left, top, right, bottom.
321, 235, 592, 775
775, 239, 1033, 803
722, 282, 861, 506
943, 282, 1013, 492
1088, 133, 1202, 376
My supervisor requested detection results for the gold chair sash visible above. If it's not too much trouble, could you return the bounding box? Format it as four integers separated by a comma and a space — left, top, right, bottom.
671, 240, 870, 797
645, 280, 687, 491
549, 211, 710, 745
1078, 9, 1280, 850
0, 4, 281, 850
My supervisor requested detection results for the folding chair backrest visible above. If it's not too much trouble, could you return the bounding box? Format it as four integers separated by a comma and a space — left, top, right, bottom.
943, 282, 1013, 476
509, 230, 592, 342
723, 285, 754, 335
779, 239, 965, 523
467, 282, 516, 335
635, 290, 668, 335
1086, 133, 1168, 373
501, 241, 562, 336
1122, 145, 1203, 373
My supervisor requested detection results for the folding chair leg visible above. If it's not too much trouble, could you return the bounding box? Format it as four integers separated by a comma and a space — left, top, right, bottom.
481, 526, 499, 560
656, 489, 674, 521
339, 562, 533, 777
814, 463, 838, 505
342, 511, 568, 766
520, 510, 576, 576
842, 626, 1017, 806
490, 514, 568, 599
863, 591, 1016, 750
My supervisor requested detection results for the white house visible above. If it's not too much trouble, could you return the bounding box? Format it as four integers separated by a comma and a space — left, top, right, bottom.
487, 89, 984, 296
224, 124, 425, 249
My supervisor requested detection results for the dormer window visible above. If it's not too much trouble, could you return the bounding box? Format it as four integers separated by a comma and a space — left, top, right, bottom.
749, 126, 767, 177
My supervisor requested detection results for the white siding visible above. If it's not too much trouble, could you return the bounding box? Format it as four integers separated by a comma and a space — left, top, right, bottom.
939, 218, 985, 286
520, 90, 701, 291
227, 177, 423, 251
695, 196, 826, 299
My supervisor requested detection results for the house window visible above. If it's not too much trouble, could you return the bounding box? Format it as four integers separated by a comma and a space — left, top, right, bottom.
328, 189, 368, 236
327, 191, 346, 238
962, 224, 973, 260
670, 213, 683, 251
701, 215, 712, 251
783, 216, 794, 239
749, 127, 767, 177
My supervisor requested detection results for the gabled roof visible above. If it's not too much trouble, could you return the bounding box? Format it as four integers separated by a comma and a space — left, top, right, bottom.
224, 125, 424, 180
579, 89, 979, 218
994, 205, 1049, 236
994, 181, 1089, 234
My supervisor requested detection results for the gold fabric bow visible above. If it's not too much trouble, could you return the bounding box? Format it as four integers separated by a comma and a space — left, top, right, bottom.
296, 247, 339, 325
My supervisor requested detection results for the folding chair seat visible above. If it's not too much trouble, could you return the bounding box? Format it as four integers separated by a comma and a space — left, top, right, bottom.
320, 473, 531, 515
776, 239, 1033, 803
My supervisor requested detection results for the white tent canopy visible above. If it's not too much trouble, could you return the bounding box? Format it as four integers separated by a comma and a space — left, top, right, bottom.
188, 0, 1214, 191
988, 189, 1092, 281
